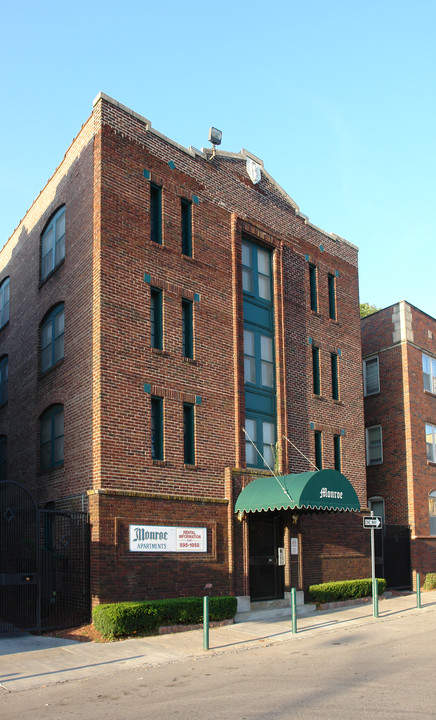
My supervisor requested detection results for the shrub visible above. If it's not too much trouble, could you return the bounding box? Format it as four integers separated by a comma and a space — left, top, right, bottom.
93, 595, 237, 639
423, 573, 436, 590
309, 578, 386, 604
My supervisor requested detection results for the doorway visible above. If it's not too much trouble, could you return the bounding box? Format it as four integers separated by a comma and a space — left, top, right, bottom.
249, 513, 284, 600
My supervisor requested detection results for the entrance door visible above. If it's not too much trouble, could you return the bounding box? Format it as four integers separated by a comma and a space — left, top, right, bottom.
249, 514, 284, 600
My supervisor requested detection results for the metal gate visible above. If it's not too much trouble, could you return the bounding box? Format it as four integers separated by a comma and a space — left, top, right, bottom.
373, 522, 411, 590
0, 481, 40, 631
383, 524, 411, 590
0, 482, 90, 633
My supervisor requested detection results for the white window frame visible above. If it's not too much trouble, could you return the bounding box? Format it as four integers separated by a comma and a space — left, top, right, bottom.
426, 423, 436, 463
366, 425, 383, 465
368, 496, 385, 525
423, 353, 436, 394
429, 491, 436, 536
363, 356, 380, 396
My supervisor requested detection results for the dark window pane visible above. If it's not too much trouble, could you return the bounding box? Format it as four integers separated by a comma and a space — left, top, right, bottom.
309, 264, 318, 312
150, 184, 162, 244
328, 274, 336, 320
183, 403, 195, 465
181, 199, 192, 256
312, 346, 320, 395
182, 299, 193, 358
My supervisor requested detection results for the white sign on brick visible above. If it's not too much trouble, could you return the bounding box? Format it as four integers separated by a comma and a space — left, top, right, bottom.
129, 525, 207, 552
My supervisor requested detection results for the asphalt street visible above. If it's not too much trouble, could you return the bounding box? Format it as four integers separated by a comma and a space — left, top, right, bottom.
1, 593, 436, 719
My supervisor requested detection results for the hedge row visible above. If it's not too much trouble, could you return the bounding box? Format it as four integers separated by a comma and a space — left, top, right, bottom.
309, 578, 387, 604
93, 596, 237, 639
423, 573, 436, 590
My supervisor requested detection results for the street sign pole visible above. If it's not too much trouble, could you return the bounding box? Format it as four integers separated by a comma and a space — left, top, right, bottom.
363, 512, 382, 618
370, 510, 378, 618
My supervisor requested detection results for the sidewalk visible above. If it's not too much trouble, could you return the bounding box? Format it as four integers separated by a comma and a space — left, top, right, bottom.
1, 593, 435, 694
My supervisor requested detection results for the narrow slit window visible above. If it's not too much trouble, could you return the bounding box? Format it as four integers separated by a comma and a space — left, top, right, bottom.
183, 403, 195, 465
182, 298, 193, 358
151, 287, 163, 350
314, 430, 323, 470
334, 434, 341, 472
181, 199, 192, 256
331, 352, 339, 400
151, 396, 164, 460
328, 273, 337, 320
309, 264, 318, 312
312, 346, 320, 395
150, 184, 162, 244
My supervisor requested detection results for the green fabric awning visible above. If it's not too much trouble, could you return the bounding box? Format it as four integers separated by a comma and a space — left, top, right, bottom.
234, 469, 360, 513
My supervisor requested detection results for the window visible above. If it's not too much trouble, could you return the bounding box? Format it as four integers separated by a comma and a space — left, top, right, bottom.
41, 304, 64, 373
312, 346, 320, 395
423, 354, 436, 394
242, 238, 275, 468
426, 423, 436, 463
242, 239, 271, 301
0, 277, 10, 328
331, 352, 339, 400
40, 405, 64, 471
314, 430, 323, 470
183, 403, 195, 465
41, 207, 65, 281
369, 497, 385, 525
334, 435, 341, 472
150, 183, 162, 244
363, 356, 380, 396
244, 329, 274, 388
429, 492, 436, 535
181, 199, 192, 256
182, 299, 193, 358
328, 273, 337, 320
366, 425, 383, 465
309, 264, 318, 312
245, 417, 275, 469
0, 436, 6, 481
0, 356, 8, 405
151, 396, 163, 460
150, 287, 163, 350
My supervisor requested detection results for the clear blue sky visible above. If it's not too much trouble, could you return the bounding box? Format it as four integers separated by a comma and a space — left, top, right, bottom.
1, 0, 434, 317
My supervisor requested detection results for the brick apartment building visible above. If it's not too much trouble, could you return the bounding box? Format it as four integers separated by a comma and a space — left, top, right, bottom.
0, 92, 370, 627
361, 301, 436, 589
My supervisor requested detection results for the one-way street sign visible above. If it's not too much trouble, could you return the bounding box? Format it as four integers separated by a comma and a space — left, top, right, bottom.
363, 516, 382, 529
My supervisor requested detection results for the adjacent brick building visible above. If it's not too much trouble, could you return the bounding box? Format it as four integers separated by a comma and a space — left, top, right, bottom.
361, 301, 436, 589
0, 93, 370, 616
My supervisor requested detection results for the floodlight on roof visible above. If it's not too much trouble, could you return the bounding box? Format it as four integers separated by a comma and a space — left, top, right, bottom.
208, 127, 222, 146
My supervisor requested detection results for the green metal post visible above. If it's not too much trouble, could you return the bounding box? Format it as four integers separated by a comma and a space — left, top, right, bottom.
373, 578, 379, 618
291, 587, 297, 634
417, 573, 422, 609
203, 595, 209, 650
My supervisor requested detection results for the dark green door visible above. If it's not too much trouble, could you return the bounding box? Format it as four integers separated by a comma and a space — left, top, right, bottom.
249, 514, 284, 600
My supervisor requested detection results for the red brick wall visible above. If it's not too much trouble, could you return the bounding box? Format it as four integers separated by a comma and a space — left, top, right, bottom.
89, 490, 229, 604
1, 93, 369, 604
362, 302, 436, 579
301, 512, 370, 593
0, 119, 96, 504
